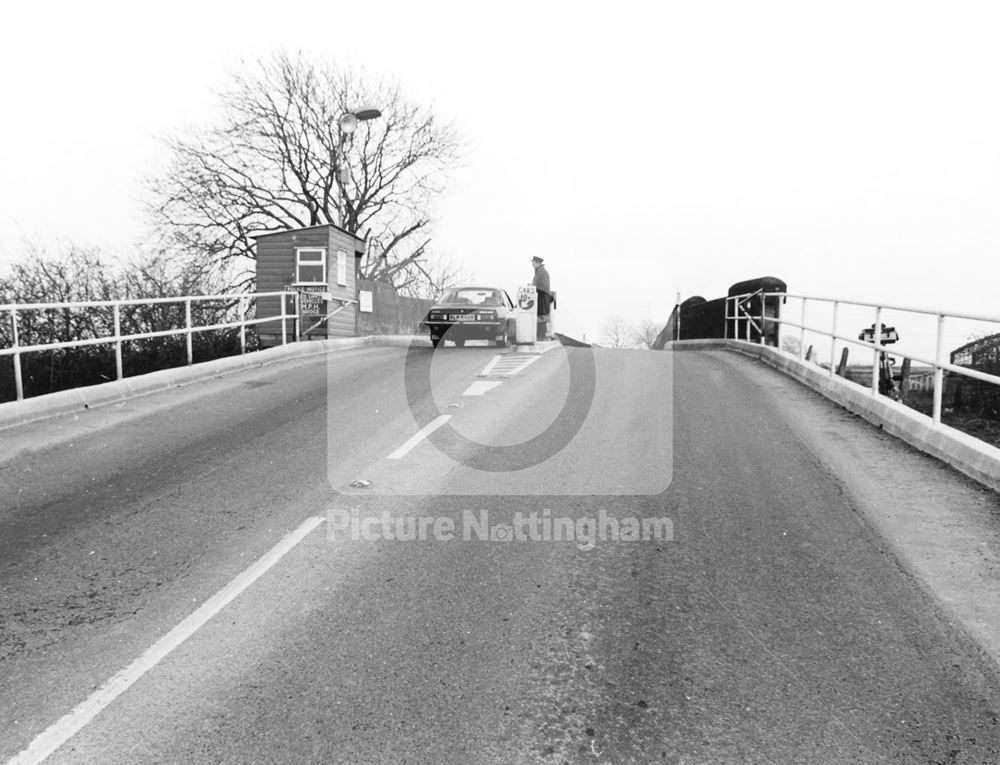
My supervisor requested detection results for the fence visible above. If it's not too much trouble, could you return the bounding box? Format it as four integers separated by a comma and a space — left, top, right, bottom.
725, 291, 1000, 427
0, 291, 299, 402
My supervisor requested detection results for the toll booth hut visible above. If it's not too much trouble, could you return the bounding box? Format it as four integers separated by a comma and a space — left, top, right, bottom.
253, 224, 367, 346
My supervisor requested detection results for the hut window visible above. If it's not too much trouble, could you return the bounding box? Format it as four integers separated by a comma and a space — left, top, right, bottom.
295, 248, 327, 283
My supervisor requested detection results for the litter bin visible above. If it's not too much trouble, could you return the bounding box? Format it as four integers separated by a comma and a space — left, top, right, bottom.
515, 285, 537, 344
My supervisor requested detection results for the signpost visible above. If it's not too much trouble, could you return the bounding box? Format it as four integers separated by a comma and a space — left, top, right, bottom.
858, 323, 901, 398
299, 291, 323, 315
284, 284, 326, 316
515, 285, 537, 344
859, 324, 899, 345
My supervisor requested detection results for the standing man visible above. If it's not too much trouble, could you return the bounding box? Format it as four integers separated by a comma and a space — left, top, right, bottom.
531, 256, 554, 340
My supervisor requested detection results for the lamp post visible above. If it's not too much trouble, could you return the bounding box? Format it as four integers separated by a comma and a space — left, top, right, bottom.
336, 107, 381, 187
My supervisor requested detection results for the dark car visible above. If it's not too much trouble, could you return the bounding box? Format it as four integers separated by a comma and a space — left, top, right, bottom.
424, 286, 515, 347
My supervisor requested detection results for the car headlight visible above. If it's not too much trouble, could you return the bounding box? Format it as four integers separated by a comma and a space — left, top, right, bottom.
476, 311, 496, 321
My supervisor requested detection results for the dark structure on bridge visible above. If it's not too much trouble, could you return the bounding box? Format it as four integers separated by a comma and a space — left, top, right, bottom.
653, 276, 786, 349
949, 332, 1000, 419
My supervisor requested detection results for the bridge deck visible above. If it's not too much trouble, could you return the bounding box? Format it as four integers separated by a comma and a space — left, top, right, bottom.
2, 345, 1000, 763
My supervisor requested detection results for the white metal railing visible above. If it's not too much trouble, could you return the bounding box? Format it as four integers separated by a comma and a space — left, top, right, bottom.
301, 298, 359, 336
1, 291, 300, 401
724, 291, 1000, 427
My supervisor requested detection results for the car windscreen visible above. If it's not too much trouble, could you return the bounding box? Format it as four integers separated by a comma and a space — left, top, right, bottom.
439, 289, 501, 306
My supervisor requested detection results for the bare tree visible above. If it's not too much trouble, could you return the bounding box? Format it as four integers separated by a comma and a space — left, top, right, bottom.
601, 316, 634, 349
146, 52, 461, 295
381, 252, 471, 298
631, 319, 663, 350
0, 243, 255, 401
0, 243, 119, 346
0, 244, 231, 346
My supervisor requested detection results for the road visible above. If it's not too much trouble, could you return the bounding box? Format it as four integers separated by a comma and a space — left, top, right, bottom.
2, 342, 1000, 764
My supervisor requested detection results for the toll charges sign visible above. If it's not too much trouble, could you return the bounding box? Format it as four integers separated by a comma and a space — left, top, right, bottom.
517, 285, 537, 311
285, 285, 326, 315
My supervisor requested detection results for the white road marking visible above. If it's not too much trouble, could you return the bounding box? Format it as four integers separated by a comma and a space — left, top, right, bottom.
478, 354, 505, 375
386, 348, 549, 462
462, 381, 503, 396
387, 415, 451, 459
8, 516, 326, 765
479, 354, 541, 377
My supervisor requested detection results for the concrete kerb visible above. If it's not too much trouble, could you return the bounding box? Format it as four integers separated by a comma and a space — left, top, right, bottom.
0, 335, 430, 432
668, 338, 1000, 494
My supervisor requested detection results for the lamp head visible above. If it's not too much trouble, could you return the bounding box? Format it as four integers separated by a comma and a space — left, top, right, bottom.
338, 113, 359, 134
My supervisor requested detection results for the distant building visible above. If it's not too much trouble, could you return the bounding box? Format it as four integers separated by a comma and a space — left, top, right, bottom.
906, 368, 935, 391
950, 333, 1000, 370
841, 364, 934, 391
948, 333, 1000, 417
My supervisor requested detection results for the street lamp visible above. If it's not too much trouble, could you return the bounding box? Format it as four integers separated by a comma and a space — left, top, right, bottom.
336, 107, 381, 186
337, 107, 381, 136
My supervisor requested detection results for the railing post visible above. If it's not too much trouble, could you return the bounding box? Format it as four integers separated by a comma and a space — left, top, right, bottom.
829, 301, 838, 376
280, 292, 288, 346
239, 296, 247, 354
871, 306, 881, 396
295, 291, 302, 341
113, 302, 123, 381
932, 314, 945, 425
799, 298, 806, 361
675, 292, 682, 341
759, 293, 766, 345
185, 298, 193, 365
11, 308, 23, 401
723, 297, 728, 340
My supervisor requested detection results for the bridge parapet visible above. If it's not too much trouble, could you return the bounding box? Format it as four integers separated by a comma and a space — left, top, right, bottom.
662, 279, 1000, 486
674, 338, 1000, 494
0, 291, 300, 403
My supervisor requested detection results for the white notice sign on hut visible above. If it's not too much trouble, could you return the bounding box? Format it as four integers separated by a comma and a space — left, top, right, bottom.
359, 290, 373, 313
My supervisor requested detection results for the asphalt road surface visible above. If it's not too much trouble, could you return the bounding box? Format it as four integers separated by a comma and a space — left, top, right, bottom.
2, 343, 1000, 764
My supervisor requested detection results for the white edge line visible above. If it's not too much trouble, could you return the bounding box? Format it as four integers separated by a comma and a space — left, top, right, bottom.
387, 415, 451, 460
8, 515, 325, 765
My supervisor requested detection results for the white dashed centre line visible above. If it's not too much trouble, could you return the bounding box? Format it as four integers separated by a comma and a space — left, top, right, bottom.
387, 415, 451, 460
386, 350, 546, 461
463, 381, 503, 396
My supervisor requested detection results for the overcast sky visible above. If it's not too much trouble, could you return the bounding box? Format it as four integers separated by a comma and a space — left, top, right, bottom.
2, 1, 998, 347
